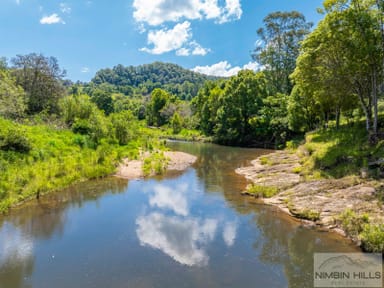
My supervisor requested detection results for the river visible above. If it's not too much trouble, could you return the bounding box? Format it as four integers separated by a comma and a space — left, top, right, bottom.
0, 142, 360, 288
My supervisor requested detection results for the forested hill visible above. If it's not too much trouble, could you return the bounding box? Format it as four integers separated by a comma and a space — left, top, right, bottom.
91, 62, 217, 100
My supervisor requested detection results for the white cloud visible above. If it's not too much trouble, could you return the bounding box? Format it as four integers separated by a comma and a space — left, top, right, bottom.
136, 213, 218, 266
140, 21, 191, 55
176, 48, 190, 56
40, 13, 65, 25
191, 41, 210, 56
222, 222, 237, 247
81, 67, 90, 73
175, 41, 210, 57
60, 3, 71, 14
218, 0, 242, 23
132, 0, 242, 26
192, 61, 261, 77
0, 224, 33, 267
140, 21, 208, 56
149, 183, 189, 216
16, 0, 20, 5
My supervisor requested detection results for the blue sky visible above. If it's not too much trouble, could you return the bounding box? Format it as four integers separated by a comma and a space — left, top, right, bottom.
0, 0, 324, 81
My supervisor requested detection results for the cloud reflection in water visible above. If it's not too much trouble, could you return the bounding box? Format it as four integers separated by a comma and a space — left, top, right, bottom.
149, 183, 189, 216
136, 213, 217, 266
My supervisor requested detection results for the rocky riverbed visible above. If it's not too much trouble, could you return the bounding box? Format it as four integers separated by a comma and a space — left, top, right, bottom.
236, 150, 384, 236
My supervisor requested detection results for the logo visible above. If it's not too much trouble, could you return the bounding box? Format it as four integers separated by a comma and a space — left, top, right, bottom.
314, 253, 383, 287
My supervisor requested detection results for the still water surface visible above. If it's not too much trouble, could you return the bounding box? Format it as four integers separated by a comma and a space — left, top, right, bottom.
0, 142, 359, 288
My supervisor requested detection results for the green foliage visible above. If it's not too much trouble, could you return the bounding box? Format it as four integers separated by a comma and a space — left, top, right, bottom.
0, 119, 31, 153
0, 68, 26, 119
252, 11, 313, 94
338, 209, 370, 238
60, 94, 96, 125
91, 62, 215, 99
170, 112, 183, 134
142, 151, 168, 176
291, 1, 383, 135
0, 114, 163, 213
290, 209, 320, 221
299, 124, 377, 179
110, 111, 137, 145
90, 88, 114, 115
146, 88, 171, 126
360, 224, 384, 253
11, 53, 66, 114
246, 184, 279, 198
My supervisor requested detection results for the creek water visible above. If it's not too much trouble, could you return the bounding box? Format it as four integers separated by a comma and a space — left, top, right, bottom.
0, 142, 360, 288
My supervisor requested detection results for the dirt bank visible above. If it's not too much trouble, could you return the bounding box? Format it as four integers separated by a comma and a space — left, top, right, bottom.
115, 151, 197, 180
236, 150, 384, 236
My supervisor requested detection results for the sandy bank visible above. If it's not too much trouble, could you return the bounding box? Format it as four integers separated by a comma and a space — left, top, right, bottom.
236, 150, 384, 237
115, 151, 197, 180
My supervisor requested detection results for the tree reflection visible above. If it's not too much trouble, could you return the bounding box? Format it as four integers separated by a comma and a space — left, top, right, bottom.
0, 177, 129, 288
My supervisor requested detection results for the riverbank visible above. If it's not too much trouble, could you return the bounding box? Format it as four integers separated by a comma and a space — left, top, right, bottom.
115, 151, 197, 179
236, 149, 384, 252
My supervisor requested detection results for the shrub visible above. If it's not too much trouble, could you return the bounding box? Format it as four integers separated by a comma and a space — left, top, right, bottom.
246, 184, 279, 198
0, 127, 31, 153
337, 209, 369, 238
360, 224, 384, 253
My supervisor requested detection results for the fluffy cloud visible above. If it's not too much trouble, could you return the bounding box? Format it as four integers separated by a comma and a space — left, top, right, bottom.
136, 213, 218, 266
40, 13, 65, 25
192, 61, 261, 77
140, 21, 209, 56
133, 0, 242, 26
222, 222, 237, 247
149, 183, 189, 216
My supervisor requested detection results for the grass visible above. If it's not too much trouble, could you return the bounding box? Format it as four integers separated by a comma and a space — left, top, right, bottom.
143, 151, 169, 176
246, 184, 279, 198
336, 209, 384, 252
259, 156, 273, 166
290, 208, 320, 221
0, 117, 165, 213
298, 122, 384, 179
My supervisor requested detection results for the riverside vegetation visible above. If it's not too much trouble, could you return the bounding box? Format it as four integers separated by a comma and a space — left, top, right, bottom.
1, 0, 384, 251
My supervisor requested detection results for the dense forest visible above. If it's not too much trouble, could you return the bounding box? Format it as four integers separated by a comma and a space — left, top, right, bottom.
0, 0, 384, 214
90, 62, 217, 100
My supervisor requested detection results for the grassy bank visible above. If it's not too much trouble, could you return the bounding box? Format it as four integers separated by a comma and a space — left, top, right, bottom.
297, 124, 384, 252
0, 117, 166, 213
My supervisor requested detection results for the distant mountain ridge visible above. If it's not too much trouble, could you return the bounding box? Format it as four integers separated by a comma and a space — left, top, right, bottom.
91, 62, 219, 99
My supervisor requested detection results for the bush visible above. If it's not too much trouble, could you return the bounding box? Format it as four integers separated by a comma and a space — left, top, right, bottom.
246, 184, 279, 198
360, 224, 384, 253
0, 127, 31, 153
337, 209, 369, 238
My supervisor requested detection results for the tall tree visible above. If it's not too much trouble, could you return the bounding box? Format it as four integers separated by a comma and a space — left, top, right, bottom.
0, 61, 26, 119
293, 0, 383, 137
11, 53, 66, 114
214, 70, 268, 145
252, 11, 313, 95
146, 88, 170, 127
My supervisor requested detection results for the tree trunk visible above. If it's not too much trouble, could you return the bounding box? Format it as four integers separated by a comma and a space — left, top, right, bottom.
335, 106, 341, 130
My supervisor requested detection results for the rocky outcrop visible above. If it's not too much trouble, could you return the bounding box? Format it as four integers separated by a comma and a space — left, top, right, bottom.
236, 150, 384, 233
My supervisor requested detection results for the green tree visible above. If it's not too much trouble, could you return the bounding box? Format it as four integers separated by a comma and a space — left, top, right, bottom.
171, 112, 183, 134
0, 65, 26, 119
11, 53, 66, 114
146, 88, 170, 126
91, 89, 114, 115
214, 70, 268, 145
252, 11, 313, 95
291, 0, 383, 136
